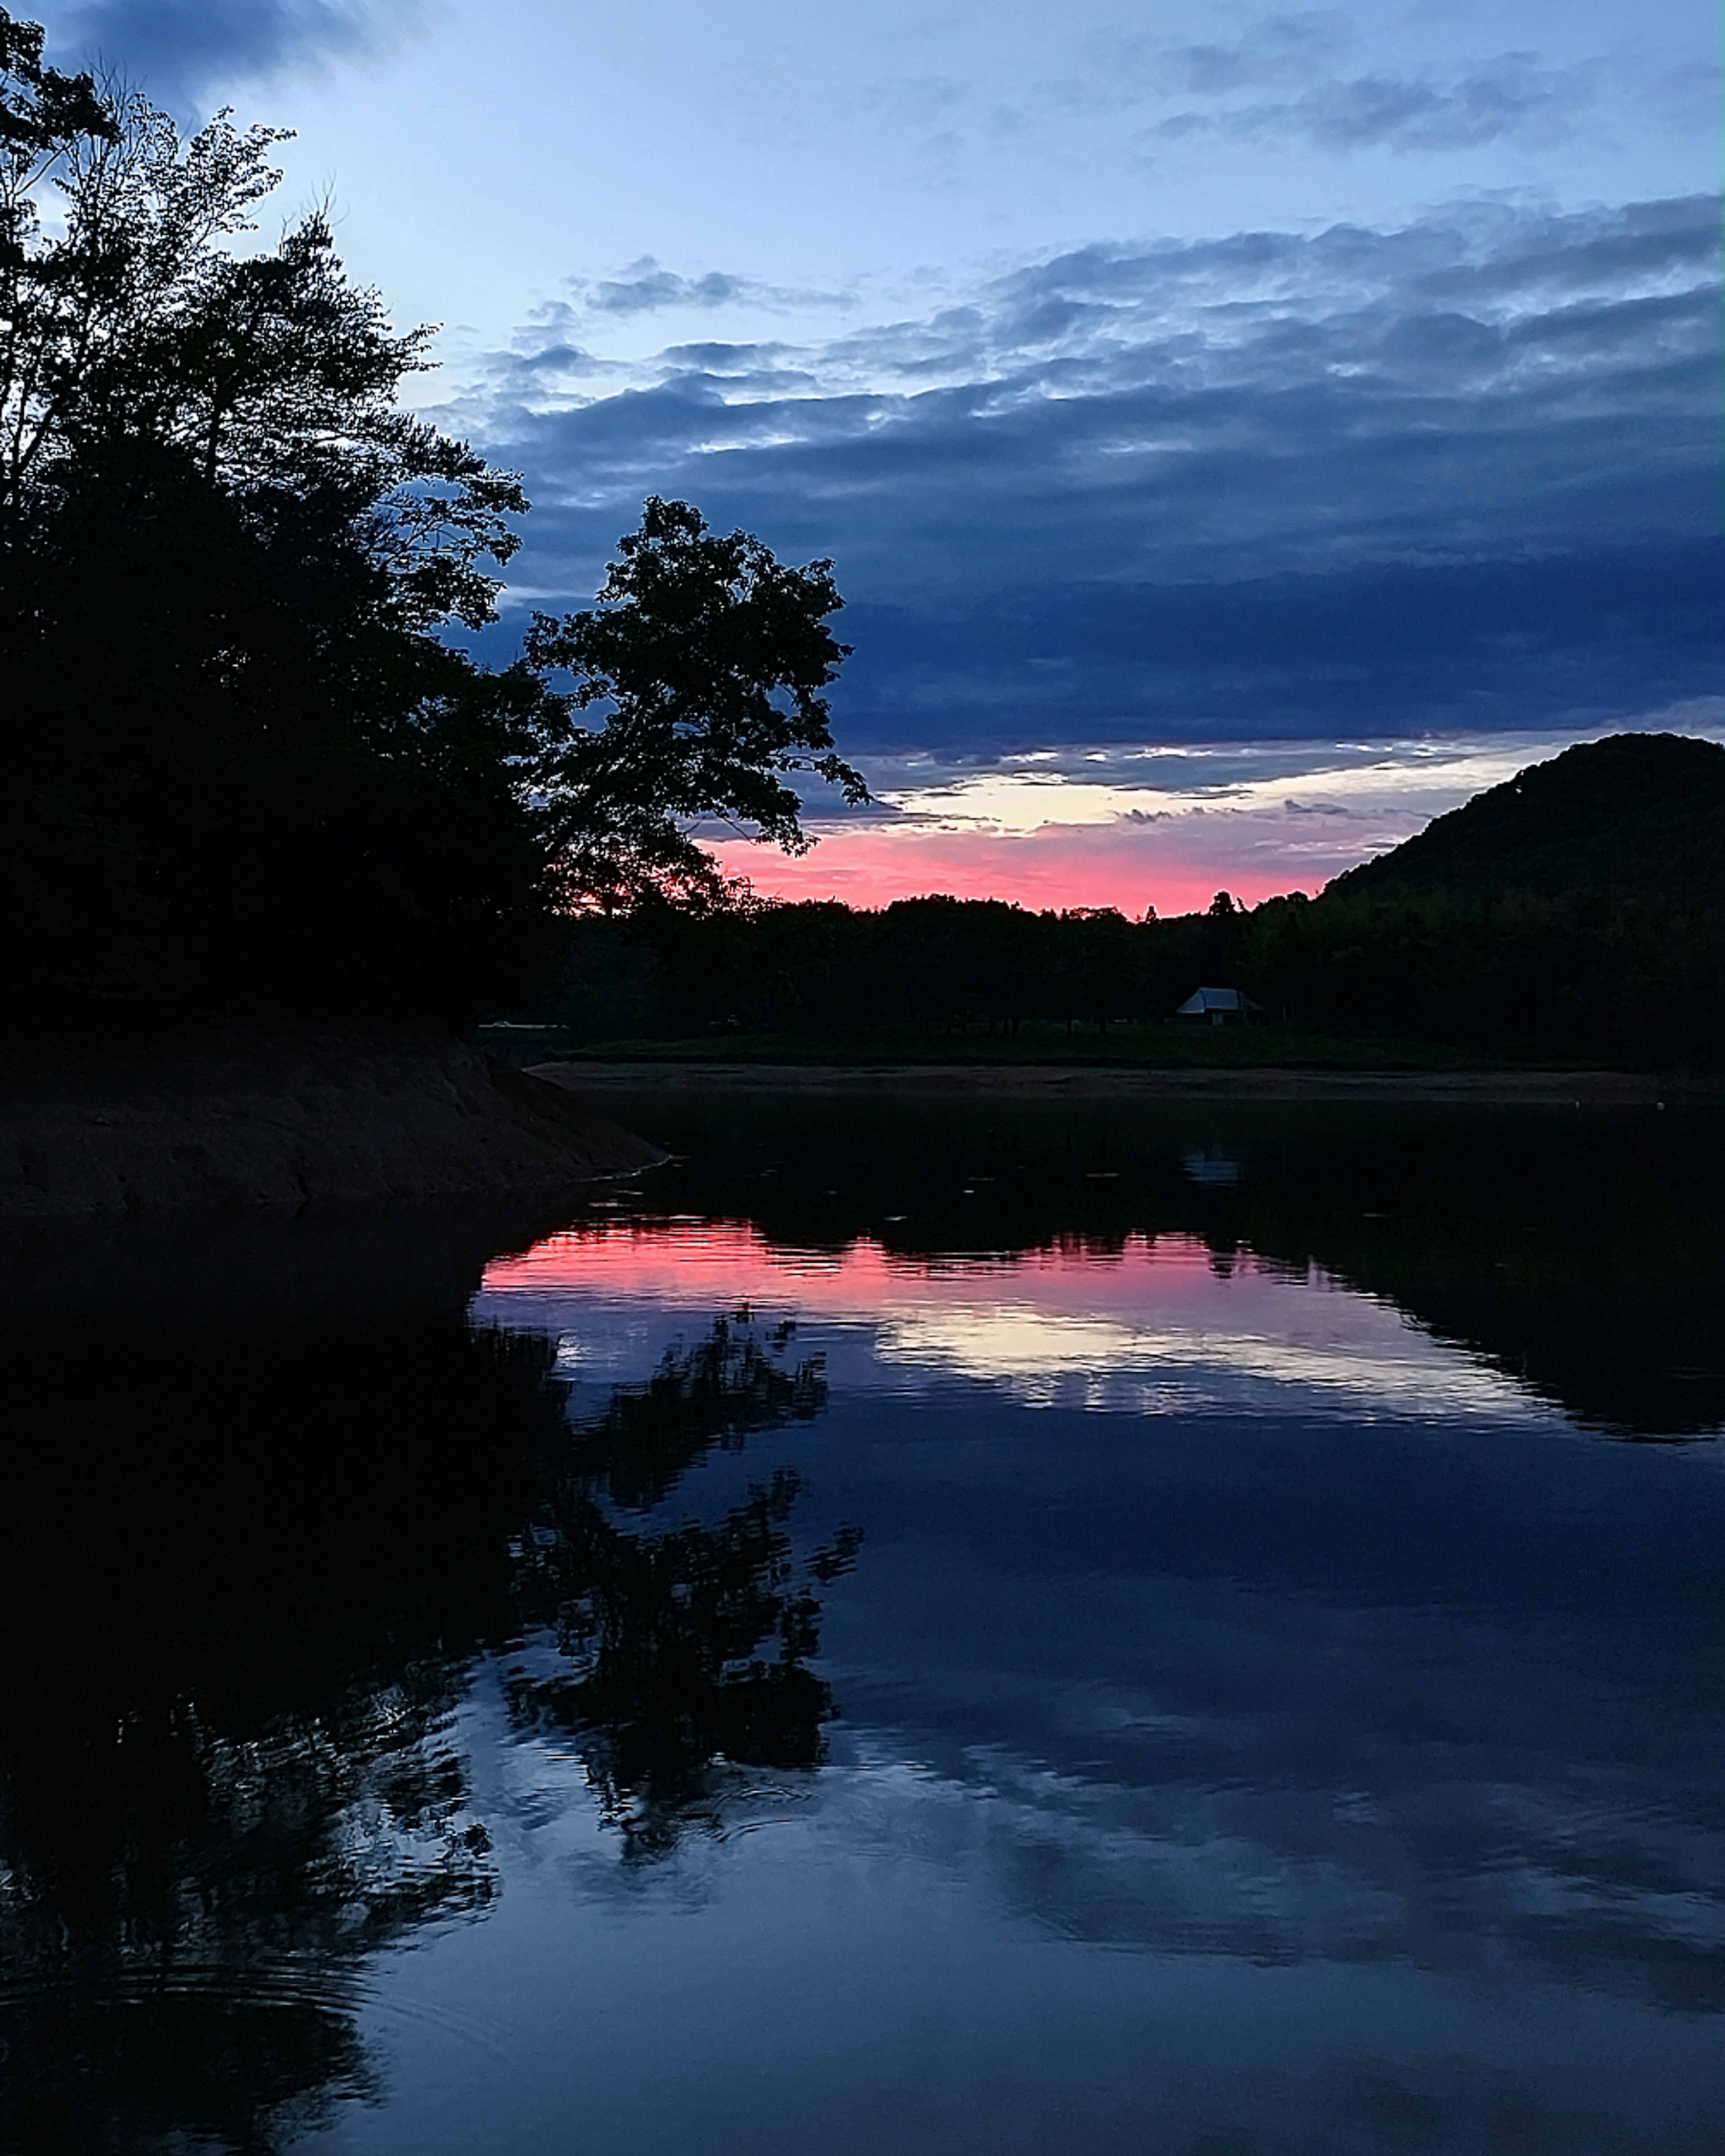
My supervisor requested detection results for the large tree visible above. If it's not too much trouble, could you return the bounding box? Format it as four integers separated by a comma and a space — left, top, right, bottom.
0, 13, 862, 1025
526, 497, 867, 913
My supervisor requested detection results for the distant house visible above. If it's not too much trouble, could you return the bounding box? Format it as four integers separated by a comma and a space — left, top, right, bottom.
1173, 985, 1261, 1026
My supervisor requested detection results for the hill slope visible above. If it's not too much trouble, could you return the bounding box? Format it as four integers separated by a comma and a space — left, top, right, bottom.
1331, 733, 1725, 903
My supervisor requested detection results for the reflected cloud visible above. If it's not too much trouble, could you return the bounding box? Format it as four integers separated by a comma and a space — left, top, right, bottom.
872, 1297, 1526, 1416
477, 1097, 1725, 1440
480, 1222, 1539, 1422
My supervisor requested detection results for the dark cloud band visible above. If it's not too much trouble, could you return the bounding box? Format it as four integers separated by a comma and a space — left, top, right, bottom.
458, 194, 1721, 759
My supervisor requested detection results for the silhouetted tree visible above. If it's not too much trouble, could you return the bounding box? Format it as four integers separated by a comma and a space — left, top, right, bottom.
0, 18, 866, 1028
524, 497, 868, 912
1, 15, 550, 1023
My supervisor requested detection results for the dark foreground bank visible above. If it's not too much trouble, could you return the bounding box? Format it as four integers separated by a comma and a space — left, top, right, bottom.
0, 1030, 664, 1218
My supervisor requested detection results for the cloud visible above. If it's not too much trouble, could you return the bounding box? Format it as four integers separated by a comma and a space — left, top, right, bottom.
1158, 10, 1357, 96
44, 0, 424, 106
557, 257, 856, 322
591, 265, 746, 316
1159, 54, 1597, 155
1641, 58, 1722, 136
705, 712, 1725, 911
451, 193, 1721, 759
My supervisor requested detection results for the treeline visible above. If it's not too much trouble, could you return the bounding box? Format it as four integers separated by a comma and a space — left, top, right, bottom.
521, 897, 1236, 1044
518, 883, 1725, 1064
1246, 884, 1725, 1063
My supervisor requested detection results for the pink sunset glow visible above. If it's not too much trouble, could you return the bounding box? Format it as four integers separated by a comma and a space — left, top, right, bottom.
708, 822, 1329, 915
700, 718, 1725, 916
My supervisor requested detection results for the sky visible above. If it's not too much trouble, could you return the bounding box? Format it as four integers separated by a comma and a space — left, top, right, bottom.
39, 0, 1723, 911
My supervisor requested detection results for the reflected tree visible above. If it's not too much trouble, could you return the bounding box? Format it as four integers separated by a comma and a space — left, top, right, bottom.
0, 1315, 550, 2153
0, 1279, 856, 2148
508, 1314, 860, 1859
619, 1093, 1725, 1440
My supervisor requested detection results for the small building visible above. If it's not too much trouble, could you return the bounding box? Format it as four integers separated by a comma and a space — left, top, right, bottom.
1173, 985, 1261, 1026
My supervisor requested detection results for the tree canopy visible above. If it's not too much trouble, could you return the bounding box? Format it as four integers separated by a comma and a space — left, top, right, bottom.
526, 497, 866, 912
0, 12, 864, 1028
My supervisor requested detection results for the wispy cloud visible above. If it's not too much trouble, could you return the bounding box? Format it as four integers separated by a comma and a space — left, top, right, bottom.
1157, 10, 1358, 96
562, 257, 857, 320
705, 707, 1725, 910
1156, 54, 1597, 155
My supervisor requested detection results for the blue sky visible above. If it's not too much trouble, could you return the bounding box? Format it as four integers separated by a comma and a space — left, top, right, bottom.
39, 0, 1723, 904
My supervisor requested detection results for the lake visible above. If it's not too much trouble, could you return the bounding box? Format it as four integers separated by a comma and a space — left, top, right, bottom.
2, 1091, 1722, 2153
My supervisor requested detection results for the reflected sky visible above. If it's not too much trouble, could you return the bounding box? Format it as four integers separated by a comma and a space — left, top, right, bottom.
4, 1100, 1723, 2152
478, 1221, 1544, 1422
415, 1101, 1725, 2154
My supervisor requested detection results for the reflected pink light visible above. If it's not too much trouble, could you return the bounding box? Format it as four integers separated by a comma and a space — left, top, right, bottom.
477, 1219, 1255, 1325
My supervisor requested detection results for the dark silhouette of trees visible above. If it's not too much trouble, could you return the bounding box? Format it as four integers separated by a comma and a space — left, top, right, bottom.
2, 16, 540, 1023
523, 894, 1237, 1045
0, 16, 863, 1029
524, 497, 867, 912
1236, 737, 1725, 1061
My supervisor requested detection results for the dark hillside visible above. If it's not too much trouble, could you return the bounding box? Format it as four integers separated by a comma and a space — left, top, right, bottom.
1241, 732, 1725, 1061
1332, 733, 1725, 903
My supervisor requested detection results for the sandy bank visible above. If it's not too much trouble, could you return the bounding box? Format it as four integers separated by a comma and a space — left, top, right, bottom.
1, 1029, 665, 1219
527, 1060, 1724, 1106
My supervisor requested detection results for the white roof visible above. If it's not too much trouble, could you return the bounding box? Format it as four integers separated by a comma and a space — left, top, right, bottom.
1176, 985, 1252, 1015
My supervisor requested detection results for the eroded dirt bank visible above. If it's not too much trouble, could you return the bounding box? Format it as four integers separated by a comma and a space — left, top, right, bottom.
1, 1029, 666, 1218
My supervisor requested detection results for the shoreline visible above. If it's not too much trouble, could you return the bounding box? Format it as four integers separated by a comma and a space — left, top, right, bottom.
1, 1029, 665, 1219
528, 1060, 1724, 1105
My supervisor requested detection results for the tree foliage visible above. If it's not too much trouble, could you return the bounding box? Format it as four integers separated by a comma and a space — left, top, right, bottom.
0, 15, 864, 1028
522, 808, 1725, 1067
525, 497, 867, 912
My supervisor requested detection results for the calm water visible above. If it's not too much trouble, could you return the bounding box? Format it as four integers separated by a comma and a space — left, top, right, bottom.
2, 1094, 1723, 2154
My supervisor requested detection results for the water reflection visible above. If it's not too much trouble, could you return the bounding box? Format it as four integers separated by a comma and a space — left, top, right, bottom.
485, 1223, 1538, 1419
0, 1309, 526, 2153
0, 1100, 1722, 2154
544, 1094, 1725, 1436
0, 1208, 851, 2151
505, 1313, 857, 1858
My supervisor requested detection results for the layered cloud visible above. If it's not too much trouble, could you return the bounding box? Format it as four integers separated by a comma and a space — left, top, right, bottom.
454, 192, 1721, 771
563, 259, 856, 321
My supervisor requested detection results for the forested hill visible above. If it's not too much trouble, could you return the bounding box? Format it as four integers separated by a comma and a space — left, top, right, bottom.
1331, 733, 1725, 903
